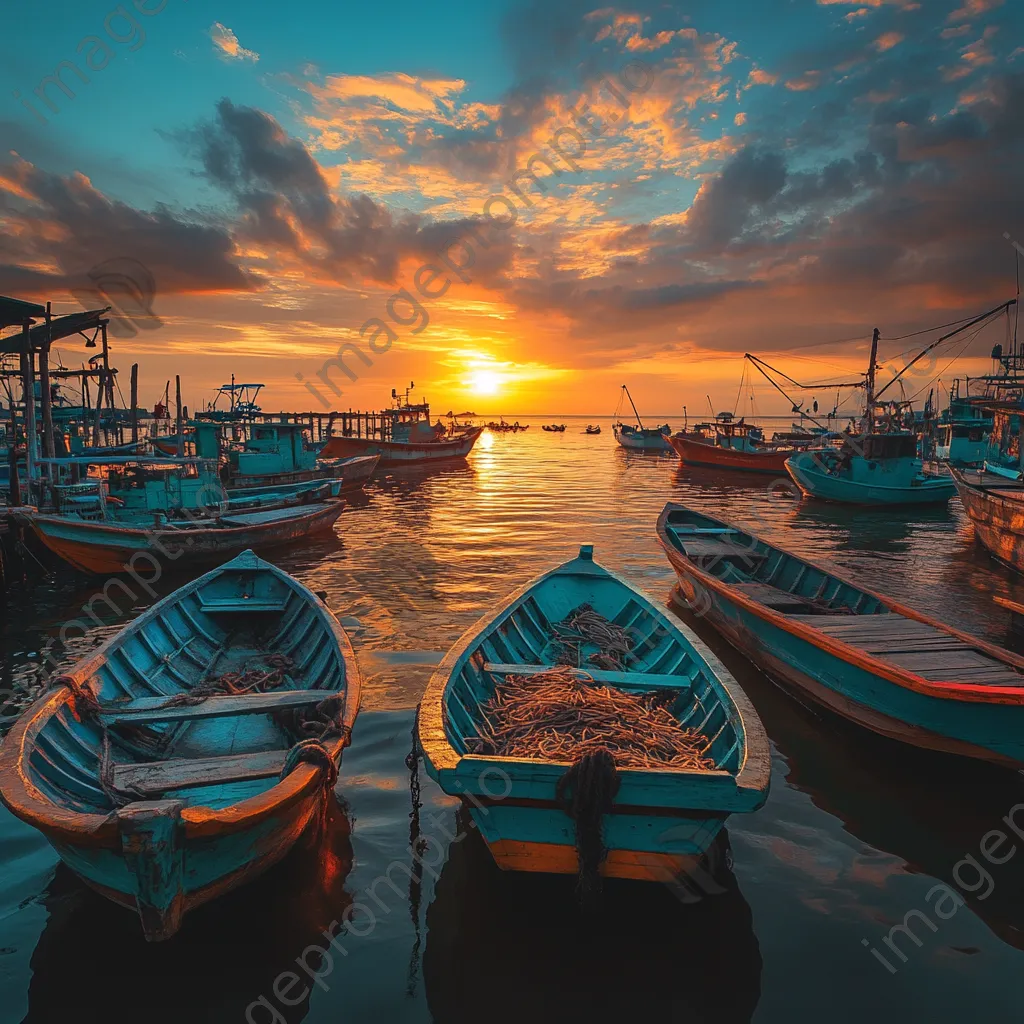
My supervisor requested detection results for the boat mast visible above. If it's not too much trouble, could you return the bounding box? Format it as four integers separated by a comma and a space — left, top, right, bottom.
621, 384, 645, 429
865, 327, 879, 434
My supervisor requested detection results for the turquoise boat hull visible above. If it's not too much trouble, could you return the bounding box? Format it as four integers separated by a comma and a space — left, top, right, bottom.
658, 503, 1024, 767
418, 545, 770, 882
786, 449, 955, 505
0, 550, 361, 939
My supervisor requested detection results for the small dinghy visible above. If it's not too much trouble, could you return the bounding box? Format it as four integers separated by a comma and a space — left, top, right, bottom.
417, 546, 769, 887
0, 550, 361, 940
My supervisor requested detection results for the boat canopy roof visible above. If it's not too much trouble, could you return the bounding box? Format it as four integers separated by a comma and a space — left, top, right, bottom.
0, 296, 46, 329
846, 433, 917, 460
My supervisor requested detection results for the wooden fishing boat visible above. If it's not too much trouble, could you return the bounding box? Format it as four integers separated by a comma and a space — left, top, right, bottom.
541, 424, 566, 433
151, 432, 194, 456
785, 435, 956, 505
319, 427, 483, 465
417, 545, 770, 883
667, 432, 791, 474
612, 384, 672, 451
657, 502, 1024, 768
0, 549, 361, 940
951, 467, 1024, 573
17, 501, 344, 575
613, 423, 672, 451
584, 424, 601, 435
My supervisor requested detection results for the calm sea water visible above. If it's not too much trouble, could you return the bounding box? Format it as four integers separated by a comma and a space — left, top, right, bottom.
2, 416, 1024, 1023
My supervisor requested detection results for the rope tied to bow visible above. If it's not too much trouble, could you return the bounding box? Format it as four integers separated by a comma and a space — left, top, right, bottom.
280, 737, 339, 789
52, 674, 102, 722
556, 748, 620, 905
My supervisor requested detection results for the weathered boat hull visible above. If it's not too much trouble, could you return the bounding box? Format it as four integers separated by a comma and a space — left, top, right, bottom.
657, 503, 1024, 767
952, 469, 1024, 572
668, 434, 791, 474
418, 546, 770, 882
20, 501, 344, 575
319, 428, 482, 465
0, 550, 361, 939
786, 452, 956, 505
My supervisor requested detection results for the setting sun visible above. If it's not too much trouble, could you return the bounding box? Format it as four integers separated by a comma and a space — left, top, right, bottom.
468, 369, 502, 395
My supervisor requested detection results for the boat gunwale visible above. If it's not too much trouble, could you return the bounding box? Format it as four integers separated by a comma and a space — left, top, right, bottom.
24, 499, 345, 541
656, 501, 1024, 705
786, 452, 956, 498
0, 552, 361, 847
417, 550, 771, 803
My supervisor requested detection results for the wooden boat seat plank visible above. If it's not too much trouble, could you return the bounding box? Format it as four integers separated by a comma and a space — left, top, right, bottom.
197, 596, 290, 613
731, 582, 814, 611
681, 539, 766, 563
113, 749, 288, 796
482, 662, 687, 689
99, 688, 328, 726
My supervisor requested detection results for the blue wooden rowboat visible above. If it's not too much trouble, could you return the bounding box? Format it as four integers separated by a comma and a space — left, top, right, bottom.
657, 502, 1024, 767
417, 545, 770, 883
0, 549, 361, 940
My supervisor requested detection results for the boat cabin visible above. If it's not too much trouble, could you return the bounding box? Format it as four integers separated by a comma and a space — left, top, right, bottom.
848, 433, 918, 461
198, 421, 318, 478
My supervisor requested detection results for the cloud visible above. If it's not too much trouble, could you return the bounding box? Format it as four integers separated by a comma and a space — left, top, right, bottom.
874, 32, 904, 51
948, 0, 1003, 24
209, 23, 259, 63
176, 99, 517, 286
0, 154, 255, 299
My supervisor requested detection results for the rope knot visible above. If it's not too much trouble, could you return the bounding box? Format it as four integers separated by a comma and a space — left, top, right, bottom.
281, 738, 339, 789
53, 674, 101, 722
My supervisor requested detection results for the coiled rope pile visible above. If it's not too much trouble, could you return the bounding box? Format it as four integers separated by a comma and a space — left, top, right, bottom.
476, 666, 714, 771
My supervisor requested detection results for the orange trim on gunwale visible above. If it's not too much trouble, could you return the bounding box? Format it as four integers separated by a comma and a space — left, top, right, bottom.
486, 838, 696, 881
0, 570, 362, 849
656, 505, 1024, 706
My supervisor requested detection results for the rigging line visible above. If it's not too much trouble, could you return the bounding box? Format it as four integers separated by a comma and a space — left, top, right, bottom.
904, 329, 983, 404
882, 313, 979, 342
875, 300, 1016, 401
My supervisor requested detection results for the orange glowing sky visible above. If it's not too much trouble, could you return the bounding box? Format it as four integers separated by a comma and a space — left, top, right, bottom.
1, 0, 1021, 418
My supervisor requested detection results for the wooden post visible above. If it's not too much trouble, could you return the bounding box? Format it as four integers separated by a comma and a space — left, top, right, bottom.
93, 367, 105, 445
130, 363, 139, 444
175, 375, 184, 457
39, 305, 55, 463
82, 365, 91, 410
7, 444, 20, 506
21, 333, 37, 492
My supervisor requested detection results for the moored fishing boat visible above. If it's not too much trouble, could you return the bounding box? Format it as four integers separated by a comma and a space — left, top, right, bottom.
657, 502, 1024, 767
951, 467, 1024, 573
667, 426, 792, 474
0, 549, 361, 940
584, 424, 601, 435
612, 386, 672, 451
16, 500, 344, 575
320, 428, 482, 465
785, 435, 956, 505
417, 545, 770, 883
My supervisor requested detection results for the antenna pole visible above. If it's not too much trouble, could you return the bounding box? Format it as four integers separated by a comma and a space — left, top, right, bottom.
621, 384, 644, 429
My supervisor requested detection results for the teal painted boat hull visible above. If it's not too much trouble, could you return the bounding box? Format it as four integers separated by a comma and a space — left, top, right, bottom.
0, 550, 361, 939
658, 503, 1024, 767
786, 450, 956, 505
417, 546, 770, 882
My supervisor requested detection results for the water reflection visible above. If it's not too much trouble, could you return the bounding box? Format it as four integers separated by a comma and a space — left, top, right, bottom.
672, 598, 1024, 954
23, 799, 354, 1024
424, 810, 761, 1024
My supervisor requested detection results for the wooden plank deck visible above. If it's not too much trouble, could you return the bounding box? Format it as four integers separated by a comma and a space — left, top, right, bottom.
681, 539, 767, 566
786, 614, 1023, 686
